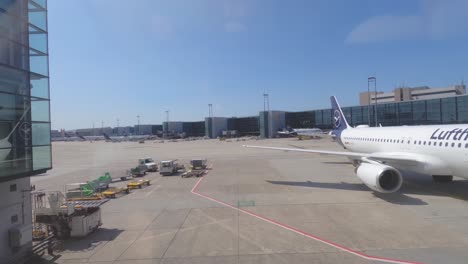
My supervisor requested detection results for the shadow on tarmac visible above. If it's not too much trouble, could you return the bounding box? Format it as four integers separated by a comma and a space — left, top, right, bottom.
267, 168, 468, 205
58, 228, 124, 252
160, 171, 185, 177
24, 228, 124, 264
266, 180, 428, 205
322, 161, 354, 165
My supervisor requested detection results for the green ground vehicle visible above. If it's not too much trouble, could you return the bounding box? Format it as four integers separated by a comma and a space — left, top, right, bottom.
88, 172, 112, 191
64, 172, 113, 200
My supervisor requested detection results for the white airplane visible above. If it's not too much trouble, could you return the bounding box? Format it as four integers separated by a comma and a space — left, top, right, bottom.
244, 96, 468, 193
278, 128, 324, 138
103, 132, 156, 142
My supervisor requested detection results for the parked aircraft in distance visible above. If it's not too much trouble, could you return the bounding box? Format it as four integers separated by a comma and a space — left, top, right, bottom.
278, 128, 324, 138
245, 96, 468, 193
103, 133, 157, 142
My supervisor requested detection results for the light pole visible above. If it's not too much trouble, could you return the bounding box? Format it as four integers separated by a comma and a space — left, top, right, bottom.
116, 118, 120, 135
136, 115, 140, 135
367, 80, 371, 126
263, 93, 270, 137
368, 76, 377, 126
164, 111, 169, 138
208, 104, 213, 118
101, 121, 104, 134
263, 93, 269, 112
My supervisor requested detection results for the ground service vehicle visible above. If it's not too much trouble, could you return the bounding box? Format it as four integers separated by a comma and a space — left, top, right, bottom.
189, 159, 207, 170
139, 158, 158, 172
159, 160, 185, 176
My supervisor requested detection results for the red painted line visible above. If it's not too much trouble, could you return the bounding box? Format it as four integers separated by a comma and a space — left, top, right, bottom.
190, 166, 423, 264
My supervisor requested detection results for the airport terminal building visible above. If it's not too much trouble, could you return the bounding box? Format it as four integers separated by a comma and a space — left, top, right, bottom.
0, 0, 51, 262
54, 84, 468, 141
359, 85, 466, 105
206, 86, 468, 138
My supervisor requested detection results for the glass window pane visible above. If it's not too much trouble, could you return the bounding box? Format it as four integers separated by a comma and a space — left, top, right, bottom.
351, 106, 362, 126
0, 37, 29, 71
32, 122, 50, 145
0, 0, 27, 16
31, 0, 46, 9
412, 101, 426, 123
0, 93, 29, 121
426, 99, 441, 123
398, 102, 412, 124
0, 93, 33, 178
30, 75, 49, 99
0, 65, 30, 94
457, 96, 468, 122
441, 97, 456, 124
362, 105, 370, 125
322, 109, 331, 127
314, 110, 322, 125
29, 54, 48, 76
29, 10, 47, 31
342, 107, 351, 123
285, 111, 314, 128
29, 32, 47, 53
33, 145, 51, 171
0, 14, 28, 45
31, 99, 49, 122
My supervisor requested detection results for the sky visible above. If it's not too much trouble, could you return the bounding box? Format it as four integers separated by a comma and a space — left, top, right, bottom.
48, 0, 468, 130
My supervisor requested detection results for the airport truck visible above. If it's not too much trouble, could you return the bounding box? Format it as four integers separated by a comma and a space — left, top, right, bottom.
159, 160, 185, 176
181, 159, 208, 178
34, 192, 104, 239
139, 157, 158, 172
189, 159, 207, 170
127, 164, 147, 177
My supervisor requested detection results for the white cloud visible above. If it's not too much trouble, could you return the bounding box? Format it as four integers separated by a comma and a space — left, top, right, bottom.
346, 15, 423, 43
346, 0, 468, 44
225, 21, 246, 32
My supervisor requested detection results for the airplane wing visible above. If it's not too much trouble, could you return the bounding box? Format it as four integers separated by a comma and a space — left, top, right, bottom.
242, 145, 421, 165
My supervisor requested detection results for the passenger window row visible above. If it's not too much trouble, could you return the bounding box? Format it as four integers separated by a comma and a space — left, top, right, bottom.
343, 136, 468, 148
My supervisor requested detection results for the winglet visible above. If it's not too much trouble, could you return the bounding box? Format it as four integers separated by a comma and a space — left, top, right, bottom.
330, 96, 350, 131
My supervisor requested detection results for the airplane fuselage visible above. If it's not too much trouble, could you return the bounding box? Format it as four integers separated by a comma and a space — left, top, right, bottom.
340, 124, 468, 178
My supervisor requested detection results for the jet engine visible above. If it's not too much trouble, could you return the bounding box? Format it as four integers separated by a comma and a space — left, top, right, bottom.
355, 163, 403, 193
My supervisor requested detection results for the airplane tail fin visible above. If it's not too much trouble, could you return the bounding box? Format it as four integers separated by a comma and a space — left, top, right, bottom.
75, 132, 86, 141
103, 133, 111, 140
330, 96, 350, 132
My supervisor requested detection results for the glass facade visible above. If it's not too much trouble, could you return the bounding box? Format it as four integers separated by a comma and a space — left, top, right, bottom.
182, 121, 205, 137
288, 95, 468, 130
0, 0, 51, 180
285, 111, 315, 129
259, 112, 269, 138
227, 116, 260, 136
204, 118, 213, 138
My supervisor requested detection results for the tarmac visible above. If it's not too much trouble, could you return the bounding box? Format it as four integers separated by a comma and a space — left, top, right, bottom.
31, 137, 468, 264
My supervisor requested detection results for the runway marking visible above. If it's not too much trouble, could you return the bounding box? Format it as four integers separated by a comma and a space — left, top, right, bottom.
190, 165, 423, 264
145, 185, 160, 197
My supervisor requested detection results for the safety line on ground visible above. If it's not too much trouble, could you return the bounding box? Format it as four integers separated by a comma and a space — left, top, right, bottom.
190, 166, 423, 264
